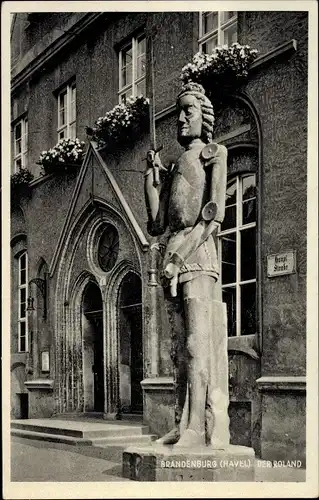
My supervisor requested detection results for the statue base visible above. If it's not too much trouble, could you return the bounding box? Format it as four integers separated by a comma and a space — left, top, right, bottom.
123, 443, 255, 481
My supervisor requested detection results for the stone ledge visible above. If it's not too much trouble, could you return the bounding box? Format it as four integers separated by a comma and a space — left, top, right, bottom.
141, 377, 175, 391
155, 104, 176, 121
251, 39, 297, 71
214, 124, 251, 144
24, 379, 54, 391
256, 376, 306, 392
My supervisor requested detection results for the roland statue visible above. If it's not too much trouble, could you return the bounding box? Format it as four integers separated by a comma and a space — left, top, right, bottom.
144, 82, 230, 448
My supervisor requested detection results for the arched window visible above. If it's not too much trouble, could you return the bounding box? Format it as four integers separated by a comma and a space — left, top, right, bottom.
218, 173, 256, 337
18, 251, 28, 352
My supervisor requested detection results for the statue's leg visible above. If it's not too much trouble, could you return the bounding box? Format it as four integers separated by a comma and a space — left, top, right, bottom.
156, 286, 187, 445
206, 281, 230, 448
175, 275, 212, 447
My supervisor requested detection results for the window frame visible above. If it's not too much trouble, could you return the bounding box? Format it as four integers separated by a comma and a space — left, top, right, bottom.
218, 173, 257, 337
13, 117, 28, 172
57, 81, 76, 141
118, 34, 146, 103
18, 251, 28, 352
198, 11, 238, 53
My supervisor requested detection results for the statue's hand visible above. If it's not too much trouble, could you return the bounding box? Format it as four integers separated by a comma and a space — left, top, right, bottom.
145, 150, 166, 186
164, 262, 179, 297
146, 150, 166, 169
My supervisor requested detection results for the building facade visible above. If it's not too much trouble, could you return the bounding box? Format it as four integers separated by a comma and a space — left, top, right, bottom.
10, 11, 308, 463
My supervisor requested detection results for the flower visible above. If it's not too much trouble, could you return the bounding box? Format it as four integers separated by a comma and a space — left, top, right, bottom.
180, 43, 258, 87
38, 137, 85, 174
11, 168, 34, 202
90, 96, 149, 148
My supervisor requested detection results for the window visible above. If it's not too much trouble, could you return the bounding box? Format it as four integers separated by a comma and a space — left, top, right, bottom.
57, 82, 76, 140
14, 117, 28, 171
218, 174, 257, 337
119, 35, 146, 103
199, 11, 238, 53
98, 224, 119, 272
18, 252, 28, 352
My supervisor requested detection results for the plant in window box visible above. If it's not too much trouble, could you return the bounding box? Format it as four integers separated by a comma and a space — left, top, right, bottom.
38, 138, 86, 175
11, 168, 34, 204
90, 96, 149, 149
181, 43, 258, 94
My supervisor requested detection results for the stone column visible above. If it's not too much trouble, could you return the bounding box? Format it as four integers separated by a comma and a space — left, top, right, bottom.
144, 243, 164, 378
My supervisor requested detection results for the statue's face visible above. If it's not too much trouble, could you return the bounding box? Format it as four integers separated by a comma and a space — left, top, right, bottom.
177, 94, 202, 145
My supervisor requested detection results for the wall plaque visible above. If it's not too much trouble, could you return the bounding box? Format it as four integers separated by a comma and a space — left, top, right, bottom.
267, 250, 296, 277
41, 351, 50, 372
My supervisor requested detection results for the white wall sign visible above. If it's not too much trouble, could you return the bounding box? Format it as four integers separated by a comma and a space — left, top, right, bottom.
267, 251, 296, 277
41, 351, 50, 372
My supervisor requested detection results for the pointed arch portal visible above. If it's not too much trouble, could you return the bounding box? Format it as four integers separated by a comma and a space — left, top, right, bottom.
53, 194, 145, 417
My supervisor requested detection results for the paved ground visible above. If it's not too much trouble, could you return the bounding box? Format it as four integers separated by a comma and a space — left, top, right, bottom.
11, 436, 306, 482
11, 436, 128, 482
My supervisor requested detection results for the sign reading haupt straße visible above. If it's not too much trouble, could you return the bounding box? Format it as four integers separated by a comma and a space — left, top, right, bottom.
267, 250, 296, 277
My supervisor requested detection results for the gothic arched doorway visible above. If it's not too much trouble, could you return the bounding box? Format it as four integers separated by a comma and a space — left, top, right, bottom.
82, 281, 104, 412
118, 272, 143, 415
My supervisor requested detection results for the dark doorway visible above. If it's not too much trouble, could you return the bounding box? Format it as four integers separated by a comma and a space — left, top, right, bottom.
119, 272, 143, 414
82, 282, 104, 412
19, 393, 28, 419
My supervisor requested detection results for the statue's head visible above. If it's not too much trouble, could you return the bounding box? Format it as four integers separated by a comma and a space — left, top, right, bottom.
177, 82, 214, 146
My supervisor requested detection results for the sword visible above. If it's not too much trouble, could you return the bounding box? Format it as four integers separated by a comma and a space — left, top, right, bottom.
146, 32, 165, 186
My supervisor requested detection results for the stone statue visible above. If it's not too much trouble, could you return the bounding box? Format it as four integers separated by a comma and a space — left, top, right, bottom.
144, 82, 230, 448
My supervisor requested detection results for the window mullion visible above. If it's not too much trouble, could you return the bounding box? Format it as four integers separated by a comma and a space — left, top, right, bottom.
132, 37, 136, 96
199, 12, 203, 40
21, 121, 25, 157
25, 253, 28, 352
67, 86, 71, 139
217, 12, 222, 45
24, 120, 27, 154
119, 49, 123, 102
218, 234, 222, 286
119, 82, 133, 93
221, 16, 238, 29
198, 29, 218, 45
236, 176, 241, 336
58, 95, 61, 131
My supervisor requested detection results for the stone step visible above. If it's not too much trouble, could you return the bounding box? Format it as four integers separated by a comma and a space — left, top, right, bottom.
11, 424, 157, 463
52, 413, 143, 424
11, 428, 157, 447
91, 434, 157, 446
11, 419, 149, 438
11, 428, 93, 446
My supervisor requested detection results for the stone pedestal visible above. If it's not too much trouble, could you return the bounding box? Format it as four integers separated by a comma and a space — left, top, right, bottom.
123, 443, 255, 481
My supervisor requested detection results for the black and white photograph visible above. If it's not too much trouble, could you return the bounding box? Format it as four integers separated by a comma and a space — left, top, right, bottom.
2, 1, 318, 498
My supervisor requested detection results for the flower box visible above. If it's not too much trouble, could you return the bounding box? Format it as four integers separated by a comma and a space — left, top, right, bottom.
39, 160, 82, 176
90, 96, 149, 150
11, 168, 34, 205
181, 43, 258, 95
38, 138, 85, 175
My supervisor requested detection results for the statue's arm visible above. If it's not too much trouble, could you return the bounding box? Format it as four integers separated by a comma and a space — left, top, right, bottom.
144, 152, 170, 236
204, 143, 228, 225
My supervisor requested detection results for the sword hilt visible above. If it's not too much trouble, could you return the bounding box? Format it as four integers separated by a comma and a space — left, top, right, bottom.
144, 145, 163, 162
144, 145, 165, 186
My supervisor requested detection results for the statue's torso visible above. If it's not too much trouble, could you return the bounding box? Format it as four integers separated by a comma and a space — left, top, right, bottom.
168, 145, 208, 232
